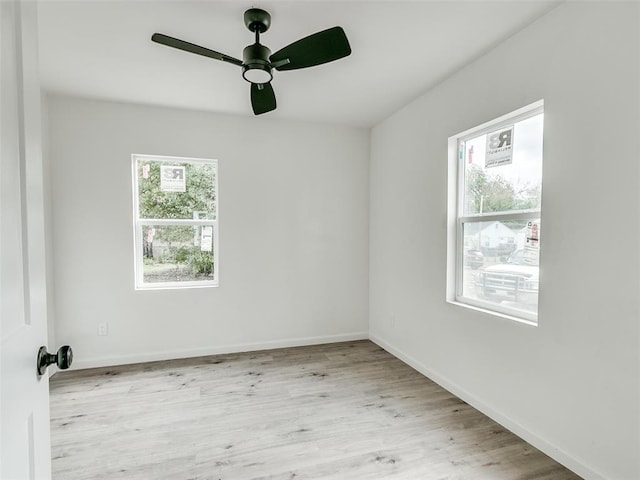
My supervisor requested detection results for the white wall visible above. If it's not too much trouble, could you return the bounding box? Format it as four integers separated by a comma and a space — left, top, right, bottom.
47, 95, 370, 368
369, 3, 638, 480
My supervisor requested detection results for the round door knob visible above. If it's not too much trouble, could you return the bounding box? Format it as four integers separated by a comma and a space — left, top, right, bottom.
37, 345, 73, 376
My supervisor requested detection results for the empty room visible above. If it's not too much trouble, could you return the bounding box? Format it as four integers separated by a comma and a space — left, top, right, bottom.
1, 1, 638, 479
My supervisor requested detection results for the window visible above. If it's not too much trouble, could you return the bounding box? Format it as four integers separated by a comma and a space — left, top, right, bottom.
448, 101, 543, 323
132, 154, 218, 289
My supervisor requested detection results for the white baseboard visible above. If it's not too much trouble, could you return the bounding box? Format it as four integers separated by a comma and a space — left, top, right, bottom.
368, 332, 605, 480
69, 331, 369, 370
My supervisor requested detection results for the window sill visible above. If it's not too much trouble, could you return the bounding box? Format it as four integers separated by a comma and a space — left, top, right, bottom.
447, 299, 538, 327
135, 281, 219, 291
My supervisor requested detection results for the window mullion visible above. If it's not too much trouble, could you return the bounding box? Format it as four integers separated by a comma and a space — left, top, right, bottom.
460, 210, 541, 224
138, 218, 216, 226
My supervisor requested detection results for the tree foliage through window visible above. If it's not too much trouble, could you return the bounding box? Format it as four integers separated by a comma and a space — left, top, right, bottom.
465, 165, 541, 215
133, 155, 218, 288
138, 161, 216, 220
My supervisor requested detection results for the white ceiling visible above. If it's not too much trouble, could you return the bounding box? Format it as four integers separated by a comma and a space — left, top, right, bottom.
37, 1, 560, 128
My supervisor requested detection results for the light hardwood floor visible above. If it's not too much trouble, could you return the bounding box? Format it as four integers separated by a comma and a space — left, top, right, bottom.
50, 340, 582, 479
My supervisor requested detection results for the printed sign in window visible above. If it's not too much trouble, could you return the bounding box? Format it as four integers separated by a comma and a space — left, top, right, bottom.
200, 226, 213, 252
485, 126, 514, 168
160, 165, 186, 192
524, 221, 540, 265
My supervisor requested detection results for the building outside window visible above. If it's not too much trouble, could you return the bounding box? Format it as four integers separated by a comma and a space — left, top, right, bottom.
448, 101, 544, 324
132, 154, 218, 289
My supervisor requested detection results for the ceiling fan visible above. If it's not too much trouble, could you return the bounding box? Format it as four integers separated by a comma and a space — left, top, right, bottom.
151, 8, 352, 115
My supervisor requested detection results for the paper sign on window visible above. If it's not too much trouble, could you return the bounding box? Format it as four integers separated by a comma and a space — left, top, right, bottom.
485, 126, 514, 168
160, 165, 186, 192
200, 226, 213, 252
523, 221, 540, 265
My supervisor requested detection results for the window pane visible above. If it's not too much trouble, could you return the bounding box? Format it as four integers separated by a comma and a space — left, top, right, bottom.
462, 219, 540, 315
136, 158, 216, 220
141, 224, 215, 284
462, 114, 543, 216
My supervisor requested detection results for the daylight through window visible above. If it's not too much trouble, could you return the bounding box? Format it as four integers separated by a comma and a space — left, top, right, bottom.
132, 154, 218, 289
450, 101, 543, 323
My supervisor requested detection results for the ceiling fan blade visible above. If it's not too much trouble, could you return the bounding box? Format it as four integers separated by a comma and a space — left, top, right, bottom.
151, 33, 243, 67
251, 83, 277, 115
269, 26, 351, 71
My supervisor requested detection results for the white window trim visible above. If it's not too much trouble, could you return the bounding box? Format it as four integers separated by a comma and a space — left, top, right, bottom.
132, 154, 219, 290
446, 100, 544, 325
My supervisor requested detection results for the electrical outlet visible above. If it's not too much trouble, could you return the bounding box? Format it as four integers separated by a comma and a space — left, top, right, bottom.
97, 322, 109, 336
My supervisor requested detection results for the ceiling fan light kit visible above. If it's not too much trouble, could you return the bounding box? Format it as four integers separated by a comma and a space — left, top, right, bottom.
242, 44, 273, 84
151, 7, 351, 115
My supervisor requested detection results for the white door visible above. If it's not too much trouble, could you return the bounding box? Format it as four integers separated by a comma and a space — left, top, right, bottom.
1, 1, 53, 479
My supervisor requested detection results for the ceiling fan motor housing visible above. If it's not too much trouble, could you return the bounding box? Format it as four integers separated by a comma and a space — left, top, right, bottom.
242, 43, 273, 84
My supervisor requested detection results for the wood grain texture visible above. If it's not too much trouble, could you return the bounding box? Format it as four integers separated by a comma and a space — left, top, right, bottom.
50, 341, 582, 479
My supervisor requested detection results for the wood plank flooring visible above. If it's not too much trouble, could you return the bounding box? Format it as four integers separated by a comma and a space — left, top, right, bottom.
49, 340, 582, 479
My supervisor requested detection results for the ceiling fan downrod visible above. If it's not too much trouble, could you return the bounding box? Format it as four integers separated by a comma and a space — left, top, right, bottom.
242, 8, 273, 84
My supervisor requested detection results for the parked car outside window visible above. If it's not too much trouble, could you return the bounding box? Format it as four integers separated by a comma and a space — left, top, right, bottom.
475, 249, 539, 311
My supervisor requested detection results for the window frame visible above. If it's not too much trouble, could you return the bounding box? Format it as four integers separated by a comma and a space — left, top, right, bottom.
447, 100, 544, 324
132, 154, 219, 290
